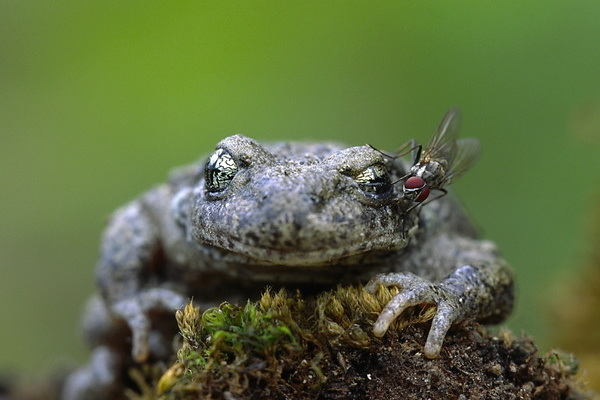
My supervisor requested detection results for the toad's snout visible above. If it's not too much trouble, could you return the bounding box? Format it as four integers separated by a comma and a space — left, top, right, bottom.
230, 172, 357, 251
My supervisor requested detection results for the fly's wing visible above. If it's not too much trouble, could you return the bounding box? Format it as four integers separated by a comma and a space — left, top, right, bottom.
445, 138, 481, 185
421, 107, 462, 164
408, 138, 421, 165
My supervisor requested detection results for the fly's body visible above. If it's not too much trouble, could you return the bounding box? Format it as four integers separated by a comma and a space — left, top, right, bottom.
401, 108, 481, 207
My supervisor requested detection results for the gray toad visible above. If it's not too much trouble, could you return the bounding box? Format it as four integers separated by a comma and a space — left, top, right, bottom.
63, 119, 514, 399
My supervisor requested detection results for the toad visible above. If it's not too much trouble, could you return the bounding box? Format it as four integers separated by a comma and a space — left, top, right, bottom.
63, 114, 513, 399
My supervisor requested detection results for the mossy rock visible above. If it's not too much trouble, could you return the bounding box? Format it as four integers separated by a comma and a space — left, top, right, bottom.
123, 286, 596, 400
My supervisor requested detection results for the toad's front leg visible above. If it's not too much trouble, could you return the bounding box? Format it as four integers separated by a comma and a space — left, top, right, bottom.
95, 200, 189, 362
365, 235, 514, 358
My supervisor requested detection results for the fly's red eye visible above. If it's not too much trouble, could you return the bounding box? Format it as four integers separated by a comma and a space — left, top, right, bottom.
405, 176, 425, 190
404, 176, 430, 202
415, 186, 430, 202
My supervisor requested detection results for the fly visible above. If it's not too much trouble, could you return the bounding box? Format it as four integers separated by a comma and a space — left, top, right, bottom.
399, 108, 481, 210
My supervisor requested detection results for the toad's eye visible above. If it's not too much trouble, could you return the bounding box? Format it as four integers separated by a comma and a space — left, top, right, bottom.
355, 164, 392, 196
204, 148, 238, 193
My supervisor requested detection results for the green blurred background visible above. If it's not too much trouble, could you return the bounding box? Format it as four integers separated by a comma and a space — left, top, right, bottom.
1, 2, 600, 374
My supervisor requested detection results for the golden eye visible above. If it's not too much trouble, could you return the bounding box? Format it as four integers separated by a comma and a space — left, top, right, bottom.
204, 148, 238, 193
355, 164, 392, 196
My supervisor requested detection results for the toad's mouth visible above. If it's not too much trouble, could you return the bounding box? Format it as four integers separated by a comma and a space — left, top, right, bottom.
203, 231, 413, 267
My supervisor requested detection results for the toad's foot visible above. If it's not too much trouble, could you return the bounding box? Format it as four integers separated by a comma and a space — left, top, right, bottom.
111, 288, 186, 362
365, 268, 476, 359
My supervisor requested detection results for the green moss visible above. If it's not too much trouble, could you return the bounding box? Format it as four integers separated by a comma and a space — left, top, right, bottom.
148, 285, 429, 398
124, 285, 595, 400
